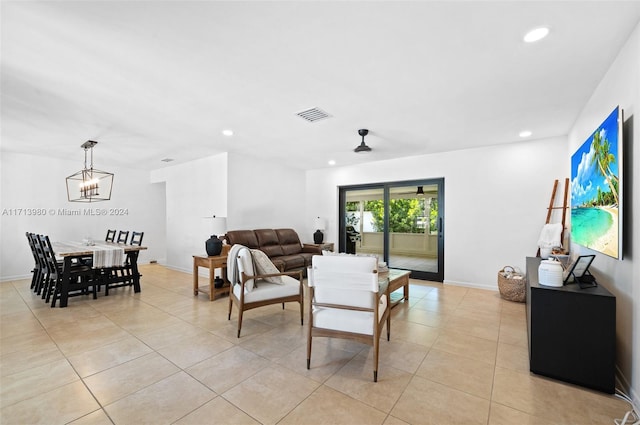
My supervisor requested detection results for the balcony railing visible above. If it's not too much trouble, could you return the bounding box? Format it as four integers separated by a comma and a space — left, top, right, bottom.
358, 232, 437, 257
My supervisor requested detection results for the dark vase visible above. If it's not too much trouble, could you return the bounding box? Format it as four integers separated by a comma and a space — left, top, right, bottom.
313, 230, 324, 244
214, 276, 225, 288
206, 235, 222, 256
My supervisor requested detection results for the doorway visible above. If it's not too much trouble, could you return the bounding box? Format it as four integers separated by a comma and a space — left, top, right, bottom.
338, 178, 444, 281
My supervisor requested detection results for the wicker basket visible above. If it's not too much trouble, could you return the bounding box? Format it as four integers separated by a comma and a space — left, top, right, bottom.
497, 266, 526, 303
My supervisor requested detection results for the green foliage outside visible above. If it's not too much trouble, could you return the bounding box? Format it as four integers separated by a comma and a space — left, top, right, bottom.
429, 198, 438, 233
364, 199, 427, 233
346, 197, 438, 234
345, 201, 360, 227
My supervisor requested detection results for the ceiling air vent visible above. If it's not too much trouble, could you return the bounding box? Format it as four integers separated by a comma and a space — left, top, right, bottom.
296, 107, 332, 123
161, 158, 174, 163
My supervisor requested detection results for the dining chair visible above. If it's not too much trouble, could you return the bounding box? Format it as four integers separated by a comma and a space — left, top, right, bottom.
103, 231, 143, 295
116, 230, 129, 244
38, 235, 96, 307
33, 234, 54, 297
307, 255, 390, 382
227, 244, 303, 338
26, 232, 44, 292
129, 231, 144, 246
105, 229, 117, 242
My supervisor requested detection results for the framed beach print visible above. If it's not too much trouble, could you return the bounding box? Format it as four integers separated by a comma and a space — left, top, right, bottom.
570, 106, 623, 260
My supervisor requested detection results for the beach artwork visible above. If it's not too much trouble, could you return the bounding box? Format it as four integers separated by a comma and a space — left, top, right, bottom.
570, 107, 621, 259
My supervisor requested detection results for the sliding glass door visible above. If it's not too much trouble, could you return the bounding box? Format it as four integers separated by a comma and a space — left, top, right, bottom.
339, 179, 444, 281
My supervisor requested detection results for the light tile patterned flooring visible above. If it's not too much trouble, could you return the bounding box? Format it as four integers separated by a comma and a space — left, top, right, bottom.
0, 264, 630, 424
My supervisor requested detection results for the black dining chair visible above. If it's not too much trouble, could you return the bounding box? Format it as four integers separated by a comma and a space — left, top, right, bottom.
105, 229, 116, 242
130, 231, 144, 246
104, 232, 143, 296
116, 230, 129, 244
26, 233, 42, 292
32, 234, 54, 298
38, 235, 96, 307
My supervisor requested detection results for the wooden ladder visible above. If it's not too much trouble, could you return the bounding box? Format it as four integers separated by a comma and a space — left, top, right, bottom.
537, 178, 569, 257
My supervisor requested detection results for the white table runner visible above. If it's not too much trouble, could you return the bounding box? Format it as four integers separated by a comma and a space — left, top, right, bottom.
91, 243, 125, 268
52, 241, 128, 268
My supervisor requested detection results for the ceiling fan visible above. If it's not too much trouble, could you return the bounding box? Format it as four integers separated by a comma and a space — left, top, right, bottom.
354, 129, 372, 153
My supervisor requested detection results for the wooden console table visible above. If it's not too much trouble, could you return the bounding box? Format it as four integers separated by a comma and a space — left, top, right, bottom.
193, 245, 230, 301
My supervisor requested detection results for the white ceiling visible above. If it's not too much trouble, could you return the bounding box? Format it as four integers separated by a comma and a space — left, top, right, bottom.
2, 1, 639, 171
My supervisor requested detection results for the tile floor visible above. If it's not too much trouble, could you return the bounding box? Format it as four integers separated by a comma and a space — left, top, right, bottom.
0, 264, 631, 424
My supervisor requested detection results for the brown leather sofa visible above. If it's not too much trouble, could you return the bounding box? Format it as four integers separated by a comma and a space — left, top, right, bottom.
225, 228, 322, 274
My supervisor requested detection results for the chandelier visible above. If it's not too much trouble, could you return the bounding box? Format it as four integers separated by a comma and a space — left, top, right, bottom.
66, 140, 114, 202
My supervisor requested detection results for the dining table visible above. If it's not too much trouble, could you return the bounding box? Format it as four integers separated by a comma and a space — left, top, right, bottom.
52, 241, 147, 307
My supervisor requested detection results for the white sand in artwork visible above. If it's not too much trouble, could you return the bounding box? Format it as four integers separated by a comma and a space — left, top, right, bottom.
590, 206, 618, 257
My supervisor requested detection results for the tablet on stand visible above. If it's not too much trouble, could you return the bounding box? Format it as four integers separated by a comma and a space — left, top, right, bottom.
563, 255, 597, 288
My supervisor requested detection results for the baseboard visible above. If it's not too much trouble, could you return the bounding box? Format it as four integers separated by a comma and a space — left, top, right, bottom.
631, 386, 640, 415
615, 365, 640, 413
0, 273, 32, 283
443, 279, 498, 292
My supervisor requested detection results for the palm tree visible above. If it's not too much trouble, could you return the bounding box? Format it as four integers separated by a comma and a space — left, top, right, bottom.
590, 130, 619, 205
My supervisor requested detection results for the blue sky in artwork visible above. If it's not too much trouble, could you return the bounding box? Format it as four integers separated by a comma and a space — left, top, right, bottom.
570, 107, 620, 207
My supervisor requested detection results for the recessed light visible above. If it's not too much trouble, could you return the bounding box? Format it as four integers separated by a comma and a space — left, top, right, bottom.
222, 129, 234, 136
524, 27, 549, 43
519, 130, 532, 138
328, 160, 336, 166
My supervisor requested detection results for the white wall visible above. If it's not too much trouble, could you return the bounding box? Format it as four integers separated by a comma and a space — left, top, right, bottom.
150, 153, 228, 273
0, 151, 166, 280
568, 22, 639, 407
306, 136, 568, 289
227, 152, 309, 241
149, 151, 307, 274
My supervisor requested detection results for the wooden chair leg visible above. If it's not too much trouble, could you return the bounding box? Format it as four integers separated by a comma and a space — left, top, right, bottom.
373, 337, 380, 382
228, 295, 233, 320
237, 308, 244, 338
306, 330, 312, 370
386, 315, 391, 341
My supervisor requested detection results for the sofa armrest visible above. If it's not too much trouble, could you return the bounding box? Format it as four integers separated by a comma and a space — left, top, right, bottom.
302, 244, 323, 254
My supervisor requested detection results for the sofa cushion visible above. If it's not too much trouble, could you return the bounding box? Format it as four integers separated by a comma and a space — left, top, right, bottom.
298, 252, 315, 267
277, 254, 306, 271
255, 229, 285, 258
271, 258, 285, 271
226, 230, 259, 249
276, 228, 303, 255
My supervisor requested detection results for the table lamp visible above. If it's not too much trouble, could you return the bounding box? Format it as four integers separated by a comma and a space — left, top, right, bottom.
313, 217, 326, 244
206, 215, 227, 256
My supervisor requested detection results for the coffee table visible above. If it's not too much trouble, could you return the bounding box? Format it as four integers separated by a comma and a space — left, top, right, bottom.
380, 269, 410, 308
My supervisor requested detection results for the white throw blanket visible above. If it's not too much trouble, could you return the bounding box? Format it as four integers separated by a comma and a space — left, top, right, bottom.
92, 245, 124, 268
537, 223, 563, 248
227, 244, 247, 286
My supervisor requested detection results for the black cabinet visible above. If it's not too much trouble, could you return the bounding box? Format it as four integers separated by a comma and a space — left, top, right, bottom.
525, 257, 615, 394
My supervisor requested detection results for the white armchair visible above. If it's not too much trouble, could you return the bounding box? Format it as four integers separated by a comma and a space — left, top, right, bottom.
307, 255, 390, 382
227, 244, 303, 338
